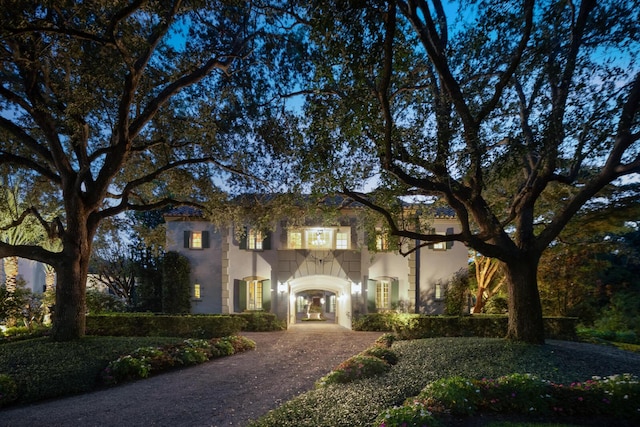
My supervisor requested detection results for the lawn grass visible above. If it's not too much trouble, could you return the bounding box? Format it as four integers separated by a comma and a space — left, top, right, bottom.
0, 336, 184, 404
248, 337, 640, 427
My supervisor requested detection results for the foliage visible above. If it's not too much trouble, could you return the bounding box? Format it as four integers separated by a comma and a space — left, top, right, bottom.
235, 311, 286, 331
101, 336, 256, 385
85, 288, 127, 315
352, 313, 578, 341
443, 269, 471, 316
286, 0, 640, 344
85, 313, 247, 338
0, 336, 184, 405
250, 337, 640, 427
0, 0, 298, 340
380, 373, 640, 425
0, 334, 256, 406
484, 294, 509, 315
0, 277, 47, 329
316, 354, 391, 387
161, 251, 191, 314
0, 373, 18, 407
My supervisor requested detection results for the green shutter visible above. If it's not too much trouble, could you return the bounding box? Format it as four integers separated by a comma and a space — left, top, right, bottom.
234, 279, 247, 312
367, 279, 377, 312
261, 279, 271, 311
446, 227, 454, 249
239, 227, 247, 249
184, 231, 190, 248
428, 228, 435, 250
391, 278, 400, 306
262, 232, 271, 250
202, 231, 210, 248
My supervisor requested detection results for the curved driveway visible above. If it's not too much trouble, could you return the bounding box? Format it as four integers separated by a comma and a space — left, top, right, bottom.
1, 324, 382, 427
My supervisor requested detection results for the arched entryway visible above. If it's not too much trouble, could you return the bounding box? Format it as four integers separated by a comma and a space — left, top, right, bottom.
287, 275, 353, 329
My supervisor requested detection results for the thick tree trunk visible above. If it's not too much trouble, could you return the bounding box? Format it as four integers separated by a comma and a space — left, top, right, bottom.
50, 217, 93, 341
503, 257, 545, 344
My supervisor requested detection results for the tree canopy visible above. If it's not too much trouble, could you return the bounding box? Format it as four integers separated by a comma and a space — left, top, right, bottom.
0, 0, 295, 340
283, 0, 640, 342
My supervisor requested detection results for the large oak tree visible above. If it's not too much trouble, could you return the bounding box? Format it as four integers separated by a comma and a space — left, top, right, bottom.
0, 1, 289, 340
289, 0, 640, 343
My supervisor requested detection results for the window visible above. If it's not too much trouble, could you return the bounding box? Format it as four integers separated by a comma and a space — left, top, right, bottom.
286, 227, 351, 250
289, 231, 302, 249
194, 284, 201, 299
429, 227, 454, 251
247, 280, 263, 310
248, 229, 263, 250
240, 228, 270, 250
184, 230, 209, 249
336, 232, 348, 249
376, 232, 389, 251
191, 232, 202, 249
376, 280, 390, 310
435, 283, 443, 300
432, 235, 447, 251
306, 228, 331, 249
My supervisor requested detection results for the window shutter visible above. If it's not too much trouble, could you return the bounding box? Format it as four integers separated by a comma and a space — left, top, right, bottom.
262, 232, 271, 250
446, 227, 454, 249
234, 279, 247, 312
262, 279, 271, 311
367, 279, 377, 312
239, 227, 247, 249
184, 231, 191, 248
202, 231, 210, 248
391, 278, 400, 306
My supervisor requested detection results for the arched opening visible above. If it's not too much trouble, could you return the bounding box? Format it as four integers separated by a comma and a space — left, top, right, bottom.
287, 275, 352, 329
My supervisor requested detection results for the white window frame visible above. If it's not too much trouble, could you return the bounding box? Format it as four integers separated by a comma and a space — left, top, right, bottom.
376, 280, 391, 310
247, 279, 263, 310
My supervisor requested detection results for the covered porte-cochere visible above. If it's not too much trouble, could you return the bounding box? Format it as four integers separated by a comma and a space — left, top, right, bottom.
286, 275, 354, 329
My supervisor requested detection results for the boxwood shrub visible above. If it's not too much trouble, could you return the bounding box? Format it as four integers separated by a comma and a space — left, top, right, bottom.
86, 313, 247, 338
235, 312, 286, 331
353, 313, 577, 340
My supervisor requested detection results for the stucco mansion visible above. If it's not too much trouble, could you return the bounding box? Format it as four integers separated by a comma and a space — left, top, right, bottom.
165, 200, 468, 329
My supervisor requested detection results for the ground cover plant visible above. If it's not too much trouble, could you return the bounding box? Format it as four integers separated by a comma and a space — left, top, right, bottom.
0, 335, 255, 407
248, 337, 640, 427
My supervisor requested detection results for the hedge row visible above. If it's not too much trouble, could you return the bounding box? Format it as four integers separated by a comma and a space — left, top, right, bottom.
353, 313, 578, 340
86, 312, 285, 337
86, 314, 247, 338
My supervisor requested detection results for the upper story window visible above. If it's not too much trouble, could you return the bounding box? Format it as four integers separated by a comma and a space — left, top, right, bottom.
286, 227, 351, 250
184, 230, 209, 249
239, 227, 271, 251
248, 229, 263, 250
376, 231, 389, 251
429, 227, 455, 251
336, 232, 349, 249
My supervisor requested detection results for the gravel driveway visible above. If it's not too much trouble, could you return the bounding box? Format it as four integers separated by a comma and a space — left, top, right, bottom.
0, 323, 382, 427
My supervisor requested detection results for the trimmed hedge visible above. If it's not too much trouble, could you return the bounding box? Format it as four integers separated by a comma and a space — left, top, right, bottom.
234, 312, 286, 332
353, 313, 577, 340
86, 314, 247, 338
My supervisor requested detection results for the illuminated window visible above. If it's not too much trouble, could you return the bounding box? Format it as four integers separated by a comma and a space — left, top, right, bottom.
191, 232, 202, 249
435, 284, 443, 300
336, 232, 348, 249
194, 284, 201, 299
289, 231, 302, 249
248, 229, 263, 250
306, 228, 331, 249
376, 232, 389, 251
376, 280, 390, 309
248, 280, 263, 310
184, 230, 209, 249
